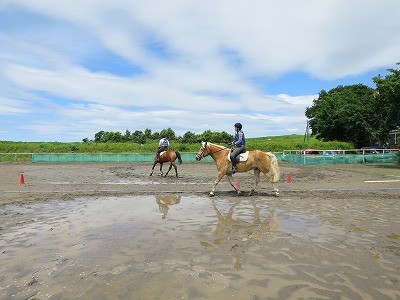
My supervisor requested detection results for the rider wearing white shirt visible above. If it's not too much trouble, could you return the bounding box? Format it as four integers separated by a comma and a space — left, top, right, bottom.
157, 136, 170, 160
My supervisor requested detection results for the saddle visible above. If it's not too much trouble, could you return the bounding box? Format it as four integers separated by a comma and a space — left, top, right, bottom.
227, 151, 249, 162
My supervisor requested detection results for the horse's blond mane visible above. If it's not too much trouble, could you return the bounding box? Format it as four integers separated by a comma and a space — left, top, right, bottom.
205, 142, 229, 150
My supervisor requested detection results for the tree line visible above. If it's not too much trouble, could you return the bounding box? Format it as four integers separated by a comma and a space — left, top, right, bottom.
306, 63, 400, 148
83, 128, 233, 145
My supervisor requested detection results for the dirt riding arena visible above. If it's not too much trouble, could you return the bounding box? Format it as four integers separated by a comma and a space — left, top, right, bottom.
0, 162, 399, 299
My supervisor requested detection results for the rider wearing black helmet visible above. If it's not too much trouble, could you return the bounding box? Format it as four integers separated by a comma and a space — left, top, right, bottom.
230, 122, 246, 173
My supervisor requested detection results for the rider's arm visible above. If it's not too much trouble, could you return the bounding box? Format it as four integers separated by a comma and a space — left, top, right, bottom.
235, 132, 243, 146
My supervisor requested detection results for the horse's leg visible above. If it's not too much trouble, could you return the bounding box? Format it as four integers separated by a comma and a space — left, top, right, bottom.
271, 182, 280, 197
263, 170, 280, 197
249, 168, 261, 196
256, 158, 280, 197
226, 174, 241, 195
159, 163, 164, 176
173, 162, 178, 178
150, 161, 158, 176
164, 161, 173, 177
210, 172, 226, 197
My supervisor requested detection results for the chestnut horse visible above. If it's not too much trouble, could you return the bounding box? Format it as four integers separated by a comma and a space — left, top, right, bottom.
150, 150, 182, 177
195, 142, 280, 196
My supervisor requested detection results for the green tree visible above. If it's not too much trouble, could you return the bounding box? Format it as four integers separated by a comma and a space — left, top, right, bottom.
215, 131, 233, 144
102, 131, 124, 142
373, 64, 400, 144
132, 130, 145, 144
182, 131, 199, 144
94, 131, 105, 142
151, 132, 160, 141
144, 128, 152, 139
200, 130, 213, 142
160, 128, 176, 140
305, 84, 376, 148
124, 129, 131, 142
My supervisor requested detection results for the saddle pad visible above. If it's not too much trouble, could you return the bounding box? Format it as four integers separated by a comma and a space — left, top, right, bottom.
227, 151, 249, 162
159, 151, 166, 156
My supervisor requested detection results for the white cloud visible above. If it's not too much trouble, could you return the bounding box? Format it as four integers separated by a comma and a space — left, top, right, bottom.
0, 0, 399, 141
0, 97, 31, 115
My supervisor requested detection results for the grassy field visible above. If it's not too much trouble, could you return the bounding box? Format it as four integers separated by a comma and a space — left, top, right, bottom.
0, 135, 353, 162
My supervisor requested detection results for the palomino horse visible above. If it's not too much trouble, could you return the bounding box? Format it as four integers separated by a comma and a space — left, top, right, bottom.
195, 142, 280, 196
150, 150, 182, 177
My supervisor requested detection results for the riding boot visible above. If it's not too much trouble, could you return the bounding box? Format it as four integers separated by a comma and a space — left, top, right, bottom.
232, 156, 240, 173
232, 165, 238, 173
232, 160, 238, 173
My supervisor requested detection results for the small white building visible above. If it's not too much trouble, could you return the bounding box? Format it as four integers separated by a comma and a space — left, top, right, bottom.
389, 128, 400, 148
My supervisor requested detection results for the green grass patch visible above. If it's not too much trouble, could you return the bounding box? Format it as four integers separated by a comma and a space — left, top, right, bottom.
0, 134, 353, 162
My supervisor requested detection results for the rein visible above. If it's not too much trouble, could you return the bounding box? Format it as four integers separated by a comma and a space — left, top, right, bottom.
210, 147, 229, 155
203, 143, 230, 157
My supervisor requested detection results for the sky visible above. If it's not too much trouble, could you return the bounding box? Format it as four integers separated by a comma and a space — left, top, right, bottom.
1, 0, 399, 142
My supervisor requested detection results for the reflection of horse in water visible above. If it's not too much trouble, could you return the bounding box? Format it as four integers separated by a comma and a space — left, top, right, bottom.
155, 195, 181, 219
201, 199, 279, 270
150, 150, 182, 178
195, 142, 280, 196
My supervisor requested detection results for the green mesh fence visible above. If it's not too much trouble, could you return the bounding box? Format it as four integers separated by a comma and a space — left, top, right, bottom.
281, 153, 398, 165
26, 151, 400, 165
32, 153, 214, 163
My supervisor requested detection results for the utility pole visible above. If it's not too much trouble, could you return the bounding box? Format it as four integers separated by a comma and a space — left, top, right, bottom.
304, 120, 310, 142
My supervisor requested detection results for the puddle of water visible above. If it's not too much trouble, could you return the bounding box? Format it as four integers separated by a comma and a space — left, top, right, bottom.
0, 196, 399, 299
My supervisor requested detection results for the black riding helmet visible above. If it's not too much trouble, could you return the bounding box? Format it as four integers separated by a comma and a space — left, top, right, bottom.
234, 123, 242, 130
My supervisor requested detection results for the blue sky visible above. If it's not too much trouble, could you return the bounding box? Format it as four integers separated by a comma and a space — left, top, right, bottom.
1, 1, 399, 142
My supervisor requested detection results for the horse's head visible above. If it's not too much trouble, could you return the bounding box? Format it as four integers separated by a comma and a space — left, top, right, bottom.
195, 142, 210, 161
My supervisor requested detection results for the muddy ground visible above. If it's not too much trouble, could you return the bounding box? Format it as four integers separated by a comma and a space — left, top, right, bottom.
1, 161, 399, 205
0, 162, 399, 299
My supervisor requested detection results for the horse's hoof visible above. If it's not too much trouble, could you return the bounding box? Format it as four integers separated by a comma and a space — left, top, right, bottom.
237, 190, 242, 195
209, 191, 215, 197
274, 190, 280, 197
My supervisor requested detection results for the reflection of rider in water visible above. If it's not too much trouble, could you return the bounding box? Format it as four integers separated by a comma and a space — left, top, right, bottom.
156, 135, 170, 161
230, 122, 246, 173
155, 195, 181, 219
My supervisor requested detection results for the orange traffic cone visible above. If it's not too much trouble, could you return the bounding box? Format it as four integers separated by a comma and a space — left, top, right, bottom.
236, 180, 241, 189
19, 174, 25, 185
285, 173, 292, 184
335, 163, 339, 169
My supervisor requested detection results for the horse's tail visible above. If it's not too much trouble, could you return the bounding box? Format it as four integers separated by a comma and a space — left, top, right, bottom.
175, 151, 182, 164
267, 152, 280, 183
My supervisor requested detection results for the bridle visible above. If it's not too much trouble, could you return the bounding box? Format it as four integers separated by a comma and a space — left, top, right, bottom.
196, 142, 228, 160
